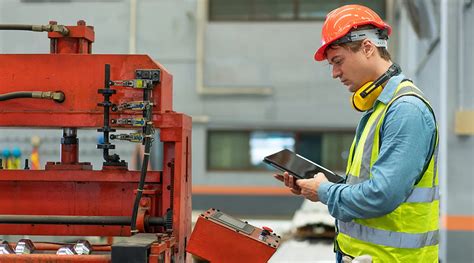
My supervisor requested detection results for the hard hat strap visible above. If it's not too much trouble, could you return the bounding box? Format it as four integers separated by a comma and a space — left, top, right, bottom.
333, 28, 388, 48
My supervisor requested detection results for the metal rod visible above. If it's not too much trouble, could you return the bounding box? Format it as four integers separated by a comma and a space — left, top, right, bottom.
0, 215, 164, 226
103, 64, 111, 162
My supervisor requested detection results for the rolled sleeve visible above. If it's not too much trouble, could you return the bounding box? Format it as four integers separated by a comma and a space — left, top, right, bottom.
318, 181, 333, 204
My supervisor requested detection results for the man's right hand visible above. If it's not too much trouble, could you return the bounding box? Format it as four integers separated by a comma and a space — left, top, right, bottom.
273, 172, 302, 195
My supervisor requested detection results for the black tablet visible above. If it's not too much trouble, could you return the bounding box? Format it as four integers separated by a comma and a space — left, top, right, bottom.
263, 149, 344, 183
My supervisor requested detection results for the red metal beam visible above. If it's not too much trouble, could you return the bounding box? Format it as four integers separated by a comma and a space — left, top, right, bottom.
0, 54, 173, 127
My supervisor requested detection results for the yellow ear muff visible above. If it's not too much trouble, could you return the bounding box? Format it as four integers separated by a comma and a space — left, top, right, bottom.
351, 82, 383, 112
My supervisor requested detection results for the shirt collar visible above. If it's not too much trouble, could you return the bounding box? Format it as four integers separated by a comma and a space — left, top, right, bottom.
375, 73, 406, 105
361, 73, 406, 115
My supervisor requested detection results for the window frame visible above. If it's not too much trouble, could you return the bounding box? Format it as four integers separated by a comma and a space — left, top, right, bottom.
208, 0, 387, 22
206, 129, 355, 172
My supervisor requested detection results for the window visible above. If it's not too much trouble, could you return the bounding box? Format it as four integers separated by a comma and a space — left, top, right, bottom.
209, 0, 386, 21
207, 130, 354, 172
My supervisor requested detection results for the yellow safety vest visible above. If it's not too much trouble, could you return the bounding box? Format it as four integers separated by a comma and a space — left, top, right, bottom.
336, 81, 439, 262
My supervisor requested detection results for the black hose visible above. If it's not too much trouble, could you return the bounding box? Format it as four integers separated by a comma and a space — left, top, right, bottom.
0, 24, 69, 36
130, 105, 153, 233
0, 92, 32, 101
0, 215, 165, 226
0, 24, 33, 31
0, 91, 65, 102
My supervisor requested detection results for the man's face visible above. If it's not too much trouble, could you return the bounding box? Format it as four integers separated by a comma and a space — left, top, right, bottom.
326, 45, 371, 92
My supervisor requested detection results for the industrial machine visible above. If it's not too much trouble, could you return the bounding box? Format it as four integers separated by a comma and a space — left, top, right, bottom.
0, 21, 191, 262
187, 208, 281, 263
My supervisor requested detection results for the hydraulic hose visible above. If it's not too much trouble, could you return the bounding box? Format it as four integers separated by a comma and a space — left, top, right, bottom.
0, 91, 65, 102
130, 105, 154, 234
0, 24, 69, 36
0, 24, 33, 31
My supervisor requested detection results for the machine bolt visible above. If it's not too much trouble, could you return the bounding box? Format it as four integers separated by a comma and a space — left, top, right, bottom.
140, 199, 149, 207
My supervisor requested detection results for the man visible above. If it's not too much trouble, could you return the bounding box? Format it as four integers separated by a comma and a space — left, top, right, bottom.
275, 5, 439, 262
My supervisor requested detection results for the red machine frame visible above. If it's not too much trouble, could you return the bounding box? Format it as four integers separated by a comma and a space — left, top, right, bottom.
0, 21, 191, 262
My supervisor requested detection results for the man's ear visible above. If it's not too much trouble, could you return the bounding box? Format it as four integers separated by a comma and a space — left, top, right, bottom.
361, 39, 376, 58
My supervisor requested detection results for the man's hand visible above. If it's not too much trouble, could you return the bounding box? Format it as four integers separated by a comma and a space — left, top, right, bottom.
273, 172, 301, 195
295, 172, 329, 202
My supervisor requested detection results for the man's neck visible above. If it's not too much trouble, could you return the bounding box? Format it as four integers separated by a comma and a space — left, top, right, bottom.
372, 60, 393, 86
373, 60, 393, 79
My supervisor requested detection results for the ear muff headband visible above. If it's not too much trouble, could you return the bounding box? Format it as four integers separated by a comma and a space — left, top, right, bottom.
352, 63, 401, 112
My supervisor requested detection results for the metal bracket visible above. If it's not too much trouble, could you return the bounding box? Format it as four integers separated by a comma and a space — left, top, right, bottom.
136, 69, 160, 82
109, 69, 160, 90
111, 117, 146, 127
112, 101, 153, 112
110, 79, 154, 89
110, 133, 144, 143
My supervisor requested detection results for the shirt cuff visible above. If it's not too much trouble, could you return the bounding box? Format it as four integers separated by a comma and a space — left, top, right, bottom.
318, 182, 333, 204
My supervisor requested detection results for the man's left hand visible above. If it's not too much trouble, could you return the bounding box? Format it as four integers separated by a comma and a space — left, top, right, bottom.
296, 172, 329, 202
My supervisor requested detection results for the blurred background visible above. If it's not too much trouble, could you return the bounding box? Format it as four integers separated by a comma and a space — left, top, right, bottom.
0, 0, 472, 262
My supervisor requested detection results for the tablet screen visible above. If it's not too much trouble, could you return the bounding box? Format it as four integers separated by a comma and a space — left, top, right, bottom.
264, 149, 344, 183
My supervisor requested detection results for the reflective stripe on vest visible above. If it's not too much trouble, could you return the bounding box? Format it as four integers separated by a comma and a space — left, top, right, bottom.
338, 221, 439, 249
347, 174, 439, 203
338, 80, 439, 260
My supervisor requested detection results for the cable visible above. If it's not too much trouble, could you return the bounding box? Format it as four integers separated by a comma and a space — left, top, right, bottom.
0, 24, 33, 31
130, 105, 153, 234
0, 24, 69, 36
0, 91, 65, 102
0, 91, 32, 101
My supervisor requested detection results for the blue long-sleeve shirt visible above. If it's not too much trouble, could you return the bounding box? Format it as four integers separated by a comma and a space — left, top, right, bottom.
318, 74, 437, 222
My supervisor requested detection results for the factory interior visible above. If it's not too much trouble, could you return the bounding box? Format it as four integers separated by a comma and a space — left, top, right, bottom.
0, 0, 473, 262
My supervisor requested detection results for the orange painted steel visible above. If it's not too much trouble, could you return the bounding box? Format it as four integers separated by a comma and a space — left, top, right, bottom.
0, 254, 111, 263
187, 209, 280, 263
0, 20, 191, 262
442, 215, 474, 231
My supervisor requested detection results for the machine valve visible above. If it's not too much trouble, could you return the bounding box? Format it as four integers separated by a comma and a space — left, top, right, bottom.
110, 132, 144, 143
0, 240, 14, 254
110, 79, 154, 89
111, 117, 146, 127
15, 239, 35, 254
258, 226, 273, 241
74, 240, 92, 255
112, 101, 153, 112
56, 245, 76, 255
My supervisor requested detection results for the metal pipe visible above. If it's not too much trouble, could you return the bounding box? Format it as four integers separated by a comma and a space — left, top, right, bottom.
14, 242, 112, 252
61, 128, 79, 164
0, 215, 164, 226
439, 0, 449, 261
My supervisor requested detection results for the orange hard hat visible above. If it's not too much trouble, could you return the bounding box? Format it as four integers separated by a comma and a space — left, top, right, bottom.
314, 4, 392, 61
